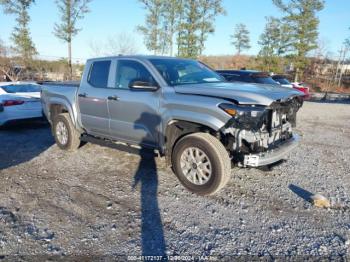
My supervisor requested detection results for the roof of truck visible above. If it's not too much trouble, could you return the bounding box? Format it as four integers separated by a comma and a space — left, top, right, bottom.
86, 55, 190, 62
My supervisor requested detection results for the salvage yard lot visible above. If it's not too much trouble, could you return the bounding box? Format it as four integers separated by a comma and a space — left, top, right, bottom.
0, 101, 350, 258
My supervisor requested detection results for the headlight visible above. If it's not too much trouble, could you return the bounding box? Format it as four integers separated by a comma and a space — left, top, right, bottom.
219, 103, 268, 130
219, 103, 237, 116
219, 103, 265, 118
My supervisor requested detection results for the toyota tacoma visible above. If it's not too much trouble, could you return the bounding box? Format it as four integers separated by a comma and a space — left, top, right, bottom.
41, 56, 303, 195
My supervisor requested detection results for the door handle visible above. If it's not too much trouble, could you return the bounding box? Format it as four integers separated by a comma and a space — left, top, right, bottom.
108, 95, 119, 101
78, 93, 88, 98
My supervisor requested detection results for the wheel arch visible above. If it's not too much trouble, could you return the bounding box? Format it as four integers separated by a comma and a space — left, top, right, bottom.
164, 119, 222, 166
48, 97, 76, 126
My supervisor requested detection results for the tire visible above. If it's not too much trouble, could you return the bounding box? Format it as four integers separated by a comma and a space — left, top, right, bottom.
172, 132, 231, 196
53, 113, 81, 151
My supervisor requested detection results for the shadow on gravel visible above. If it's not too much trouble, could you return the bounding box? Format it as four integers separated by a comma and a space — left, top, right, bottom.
0, 121, 54, 170
288, 184, 313, 203
132, 113, 166, 257
257, 160, 286, 172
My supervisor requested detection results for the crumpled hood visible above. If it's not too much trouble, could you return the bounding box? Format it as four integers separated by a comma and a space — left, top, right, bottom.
174, 82, 304, 106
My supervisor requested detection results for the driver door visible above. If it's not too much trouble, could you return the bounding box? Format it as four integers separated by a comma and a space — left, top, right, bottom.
107, 59, 161, 148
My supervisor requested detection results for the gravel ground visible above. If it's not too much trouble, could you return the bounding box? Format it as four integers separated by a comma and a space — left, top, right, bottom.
0, 101, 349, 260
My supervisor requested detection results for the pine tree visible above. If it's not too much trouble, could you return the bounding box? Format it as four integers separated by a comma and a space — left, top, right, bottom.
162, 0, 182, 56
197, 0, 226, 55
258, 17, 292, 72
177, 0, 201, 58
53, 0, 92, 80
137, 0, 168, 55
138, 0, 225, 58
231, 23, 251, 55
344, 27, 350, 49
273, 0, 324, 81
0, 0, 37, 65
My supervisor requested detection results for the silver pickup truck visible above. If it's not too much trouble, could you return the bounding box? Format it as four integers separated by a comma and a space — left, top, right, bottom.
41, 56, 303, 195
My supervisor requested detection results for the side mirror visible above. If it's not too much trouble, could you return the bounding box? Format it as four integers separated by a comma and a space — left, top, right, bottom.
129, 79, 159, 91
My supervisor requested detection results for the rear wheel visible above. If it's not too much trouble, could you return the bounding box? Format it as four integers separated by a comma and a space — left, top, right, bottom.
53, 113, 81, 151
172, 133, 231, 195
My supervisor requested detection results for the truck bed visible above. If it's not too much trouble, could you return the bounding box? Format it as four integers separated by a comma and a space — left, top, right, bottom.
40, 81, 80, 123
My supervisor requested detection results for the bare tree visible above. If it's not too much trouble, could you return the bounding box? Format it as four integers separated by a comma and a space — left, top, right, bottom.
89, 33, 139, 57
105, 33, 139, 56
53, 0, 92, 79
335, 45, 349, 87
89, 40, 103, 57
0, 39, 21, 81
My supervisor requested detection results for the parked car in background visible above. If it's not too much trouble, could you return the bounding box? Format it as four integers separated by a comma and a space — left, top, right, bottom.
271, 75, 294, 88
218, 70, 310, 100
291, 82, 311, 100
0, 82, 43, 126
272, 75, 311, 100
216, 70, 280, 85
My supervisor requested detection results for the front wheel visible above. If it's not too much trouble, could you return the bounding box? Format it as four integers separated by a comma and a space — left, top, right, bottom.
53, 113, 81, 151
172, 133, 231, 195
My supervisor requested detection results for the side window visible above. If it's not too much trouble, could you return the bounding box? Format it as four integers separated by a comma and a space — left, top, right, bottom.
223, 74, 241, 82
88, 60, 111, 88
242, 75, 253, 83
116, 60, 156, 89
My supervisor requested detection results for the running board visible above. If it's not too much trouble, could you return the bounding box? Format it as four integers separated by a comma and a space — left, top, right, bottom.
80, 134, 158, 157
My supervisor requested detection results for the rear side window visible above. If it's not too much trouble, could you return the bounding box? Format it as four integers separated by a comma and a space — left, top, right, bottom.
88, 60, 111, 88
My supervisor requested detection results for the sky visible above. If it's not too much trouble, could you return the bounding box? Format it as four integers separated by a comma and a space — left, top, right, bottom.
0, 0, 349, 62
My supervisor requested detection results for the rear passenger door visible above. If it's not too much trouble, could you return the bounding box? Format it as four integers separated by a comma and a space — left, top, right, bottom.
78, 60, 112, 137
107, 59, 161, 147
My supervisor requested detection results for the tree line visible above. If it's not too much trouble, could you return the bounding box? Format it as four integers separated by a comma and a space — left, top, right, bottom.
138, 0, 329, 82
137, 0, 226, 58
0, 0, 349, 83
230, 0, 350, 84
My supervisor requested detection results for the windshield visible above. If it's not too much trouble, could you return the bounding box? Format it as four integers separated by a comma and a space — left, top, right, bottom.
149, 59, 224, 86
1, 84, 41, 93
274, 78, 291, 85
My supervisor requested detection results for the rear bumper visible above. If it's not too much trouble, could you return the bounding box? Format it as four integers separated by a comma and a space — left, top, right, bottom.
0, 109, 43, 126
243, 135, 300, 167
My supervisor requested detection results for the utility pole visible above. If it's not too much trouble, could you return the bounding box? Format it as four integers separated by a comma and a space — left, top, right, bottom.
338, 46, 349, 87
334, 47, 348, 87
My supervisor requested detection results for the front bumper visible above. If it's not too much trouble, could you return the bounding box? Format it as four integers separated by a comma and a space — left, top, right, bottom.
243, 135, 300, 167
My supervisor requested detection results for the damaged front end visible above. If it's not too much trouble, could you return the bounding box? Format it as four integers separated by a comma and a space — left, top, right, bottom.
220, 97, 302, 167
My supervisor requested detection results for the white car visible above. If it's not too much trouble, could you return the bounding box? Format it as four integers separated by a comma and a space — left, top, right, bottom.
0, 82, 43, 126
